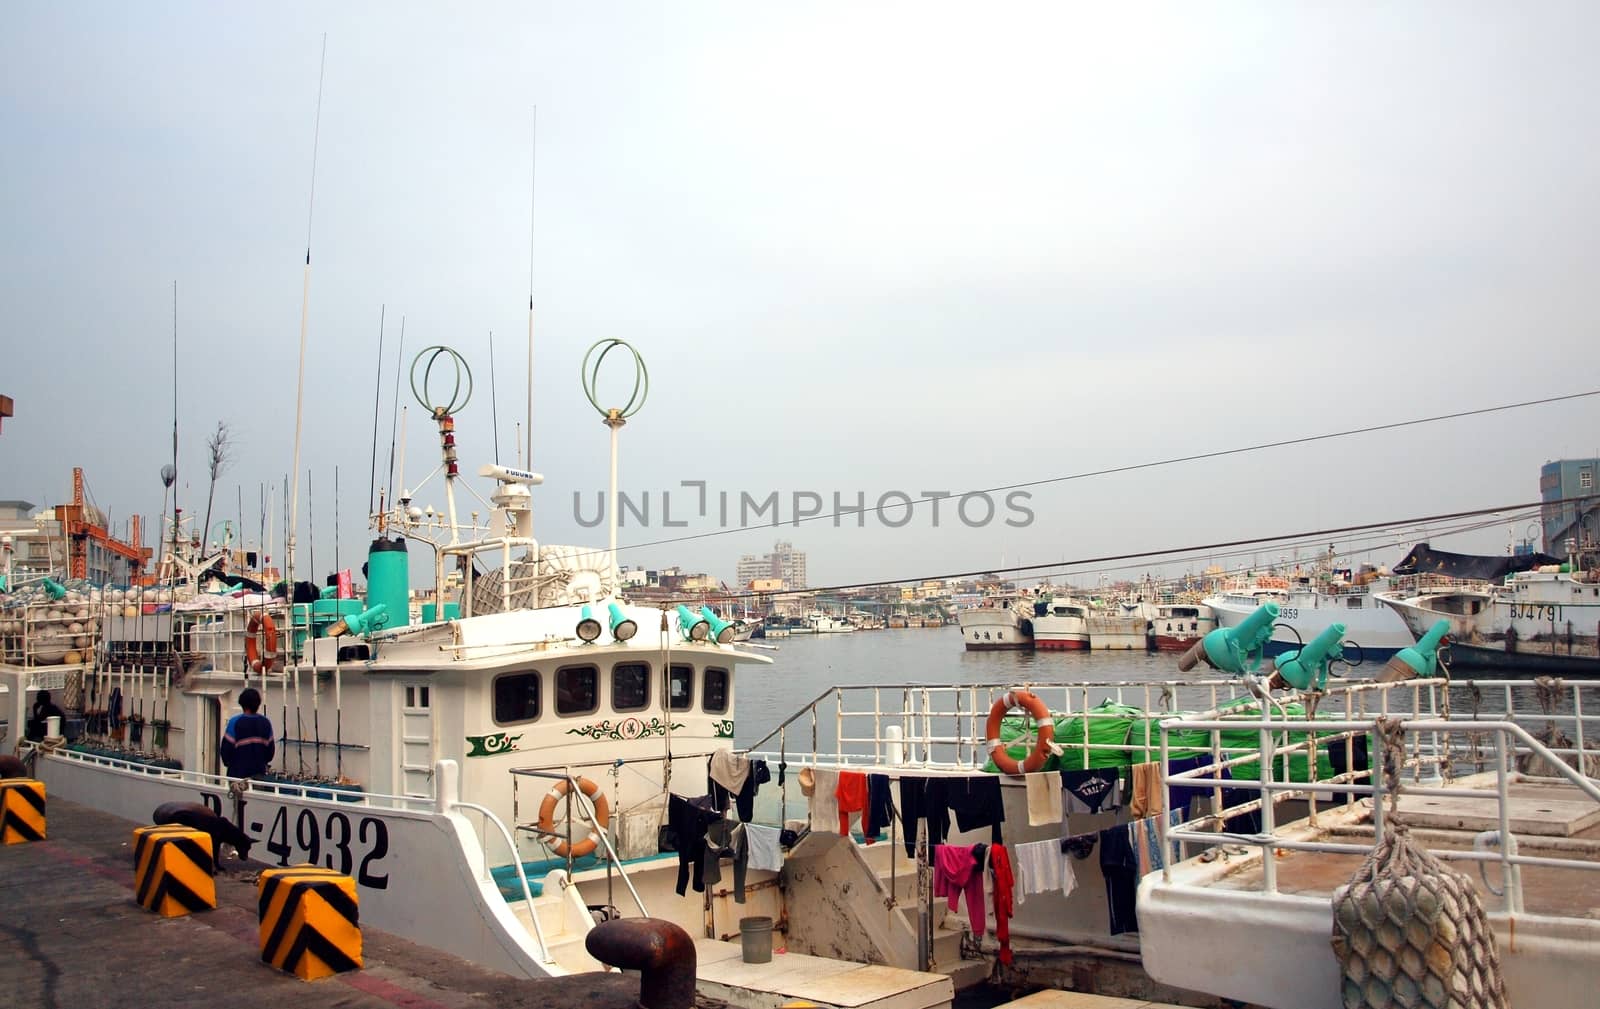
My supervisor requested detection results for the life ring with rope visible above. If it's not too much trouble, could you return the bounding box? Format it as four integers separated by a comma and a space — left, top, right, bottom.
245, 613, 279, 673
985, 688, 1055, 774
537, 776, 610, 858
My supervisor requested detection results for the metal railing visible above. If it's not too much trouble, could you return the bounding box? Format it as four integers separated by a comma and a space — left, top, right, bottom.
452, 799, 554, 964
509, 765, 650, 920
1156, 698, 1600, 916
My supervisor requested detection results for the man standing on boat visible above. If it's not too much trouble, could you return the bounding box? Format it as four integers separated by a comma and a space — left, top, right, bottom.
220, 687, 274, 782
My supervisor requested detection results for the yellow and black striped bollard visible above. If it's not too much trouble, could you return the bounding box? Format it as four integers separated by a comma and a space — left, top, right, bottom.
0, 778, 46, 844
258, 865, 362, 980
132, 824, 217, 916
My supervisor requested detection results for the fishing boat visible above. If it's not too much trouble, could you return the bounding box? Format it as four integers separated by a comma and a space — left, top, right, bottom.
956, 594, 1035, 651
1148, 601, 1214, 651
1206, 565, 1414, 661
1030, 597, 1088, 651
806, 611, 854, 633
1087, 599, 1156, 651
1379, 565, 1600, 673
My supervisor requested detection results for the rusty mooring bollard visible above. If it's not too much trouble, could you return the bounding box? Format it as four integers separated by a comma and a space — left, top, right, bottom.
585, 917, 697, 1009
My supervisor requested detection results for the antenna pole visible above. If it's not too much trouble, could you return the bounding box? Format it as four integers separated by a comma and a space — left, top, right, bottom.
525, 105, 537, 469
288, 33, 327, 591
489, 331, 501, 464
368, 305, 385, 518
382, 317, 406, 532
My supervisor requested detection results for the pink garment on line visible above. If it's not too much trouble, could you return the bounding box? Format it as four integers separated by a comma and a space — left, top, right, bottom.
932, 844, 986, 937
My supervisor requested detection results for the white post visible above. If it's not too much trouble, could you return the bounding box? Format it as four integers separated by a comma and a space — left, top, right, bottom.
605, 412, 624, 572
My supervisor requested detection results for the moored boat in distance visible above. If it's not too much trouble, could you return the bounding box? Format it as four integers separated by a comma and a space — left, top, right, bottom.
1031, 597, 1089, 651
1206, 564, 1415, 662
956, 594, 1035, 650
1087, 599, 1155, 651
1148, 601, 1215, 651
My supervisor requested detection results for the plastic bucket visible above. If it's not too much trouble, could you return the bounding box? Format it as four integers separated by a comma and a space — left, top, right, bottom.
45, 715, 62, 738
739, 915, 773, 964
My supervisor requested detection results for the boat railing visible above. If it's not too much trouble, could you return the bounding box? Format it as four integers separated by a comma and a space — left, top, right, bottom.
1157, 698, 1600, 916
508, 764, 650, 920
0, 594, 102, 667
29, 741, 433, 811
743, 678, 1295, 770
449, 798, 555, 964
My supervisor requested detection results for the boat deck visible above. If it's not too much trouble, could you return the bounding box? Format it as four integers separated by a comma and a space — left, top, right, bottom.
1209, 776, 1600, 919
694, 937, 954, 1009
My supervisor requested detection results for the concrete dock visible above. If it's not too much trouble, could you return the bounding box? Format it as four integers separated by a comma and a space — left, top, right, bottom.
0, 795, 642, 1009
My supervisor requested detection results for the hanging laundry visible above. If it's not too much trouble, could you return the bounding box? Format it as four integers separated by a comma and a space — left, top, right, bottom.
745, 823, 784, 872
945, 776, 1005, 842
933, 843, 987, 937
702, 819, 749, 903
990, 843, 1015, 964
1099, 824, 1140, 935
1012, 837, 1075, 904
1060, 767, 1121, 815
836, 770, 868, 836
710, 756, 770, 822
1060, 833, 1097, 862
1024, 771, 1062, 826
1128, 761, 1163, 818
899, 777, 951, 857
806, 767, 841, 833
1165, 753, 1234, 821
709, 750, 751, 794
863, 774, 894, 844
668, 794, 723, 896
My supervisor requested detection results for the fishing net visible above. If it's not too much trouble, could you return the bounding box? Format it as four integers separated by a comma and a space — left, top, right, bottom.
1330, 719, 1507, 1009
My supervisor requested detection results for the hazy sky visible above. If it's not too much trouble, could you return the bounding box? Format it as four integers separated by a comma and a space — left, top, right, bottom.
4, 3, 1598, 589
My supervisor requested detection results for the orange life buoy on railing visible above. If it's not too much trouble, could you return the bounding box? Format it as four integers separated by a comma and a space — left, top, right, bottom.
537, 776, 611, 858
245, 613, 279, 673
985, 688, 1055, 775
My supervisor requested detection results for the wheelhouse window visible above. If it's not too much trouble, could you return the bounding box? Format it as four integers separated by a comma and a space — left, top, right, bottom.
493, 672, 541, 725
704, 667, 729, 714
612, 662, 650, 712
556, 664, 599, 716
668, 663, 694, 711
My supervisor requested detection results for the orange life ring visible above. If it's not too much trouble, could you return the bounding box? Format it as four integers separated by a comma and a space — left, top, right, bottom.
537, 777, 610, 858
246, 613, 279, 673
985, 688, 1055, 775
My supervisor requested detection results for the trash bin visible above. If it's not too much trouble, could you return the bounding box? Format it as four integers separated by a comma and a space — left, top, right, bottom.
739, 915, 773, 964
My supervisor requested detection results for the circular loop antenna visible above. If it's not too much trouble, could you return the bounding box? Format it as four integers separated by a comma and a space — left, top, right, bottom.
410, 345, 474, 416
581, 339, 648, 419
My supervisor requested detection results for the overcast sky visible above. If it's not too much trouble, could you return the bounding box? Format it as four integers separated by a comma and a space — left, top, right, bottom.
3, 3, 1598, 589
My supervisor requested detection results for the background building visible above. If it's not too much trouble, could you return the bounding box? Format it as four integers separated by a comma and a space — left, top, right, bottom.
1540, 458, 1600, 557
736, 540, 807, 589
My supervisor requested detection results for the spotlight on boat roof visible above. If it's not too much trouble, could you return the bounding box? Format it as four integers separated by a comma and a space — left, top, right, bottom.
676, 604, 709, 642
577, 604, 603, 643
608, 602, 638, 642
702, 606, 735, 645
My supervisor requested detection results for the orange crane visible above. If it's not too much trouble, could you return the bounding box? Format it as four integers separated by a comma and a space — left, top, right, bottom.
59, 467, 152, 581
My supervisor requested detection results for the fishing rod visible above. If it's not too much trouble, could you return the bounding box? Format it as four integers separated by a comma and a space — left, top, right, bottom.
286, 33, 327, 608
369, 305, 385, 519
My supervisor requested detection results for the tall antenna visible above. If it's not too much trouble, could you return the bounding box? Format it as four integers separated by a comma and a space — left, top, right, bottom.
368, 305, 385, 518
488, 330, 501, 464
169, 279, 179, 576
525, 105, 537, 469
382, 316, 406, 531
287, 33, 328, 591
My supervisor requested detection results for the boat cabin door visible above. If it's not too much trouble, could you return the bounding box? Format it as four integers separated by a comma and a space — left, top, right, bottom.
398, 682, 435, 801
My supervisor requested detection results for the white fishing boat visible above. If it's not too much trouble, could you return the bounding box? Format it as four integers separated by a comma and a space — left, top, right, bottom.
806, 611, 855, 634
956, 594, 1035, 651
1086, 600, 1156, 651
1030, 597, 1088, 651
1206, 567, 1414, 662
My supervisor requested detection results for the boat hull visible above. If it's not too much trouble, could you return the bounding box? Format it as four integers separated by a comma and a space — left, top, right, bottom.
957, 607, 1034, 651
1034, 637, 1089, 651
1380, 574, 1600, 675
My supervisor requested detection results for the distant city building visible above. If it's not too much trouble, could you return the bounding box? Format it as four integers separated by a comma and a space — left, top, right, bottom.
736, 540, 807, 589
1540, 458, 1600, 556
